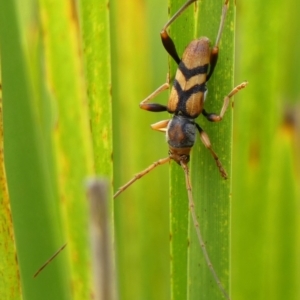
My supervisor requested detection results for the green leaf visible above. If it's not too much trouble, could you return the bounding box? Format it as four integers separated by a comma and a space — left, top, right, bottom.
111, 0, 169, 299
38, 0, 99, 298
79, 0, 113, 179
168, 2, 194, 299
0, 0, 113, 299
112, 0, 235, 299
0, 85, 21, 300
0, 1, 71, 299
169, 1, 234, 299
233, 0, 300, 299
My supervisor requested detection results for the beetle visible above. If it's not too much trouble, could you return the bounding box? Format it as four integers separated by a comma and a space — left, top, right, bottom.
114, 0, 247, 197
114, 0, 247, 299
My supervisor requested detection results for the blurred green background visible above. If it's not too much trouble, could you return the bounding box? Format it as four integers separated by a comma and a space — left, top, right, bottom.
0, 0, 299, 300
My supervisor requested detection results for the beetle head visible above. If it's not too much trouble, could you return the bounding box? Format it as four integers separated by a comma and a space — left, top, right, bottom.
168, 146, 191, 165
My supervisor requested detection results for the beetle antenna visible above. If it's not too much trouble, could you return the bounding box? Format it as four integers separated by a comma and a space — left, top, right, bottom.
180, 162, 230, 300
33, 243, 67, 278
215, 0, 229, 48
114, 157, 170, 199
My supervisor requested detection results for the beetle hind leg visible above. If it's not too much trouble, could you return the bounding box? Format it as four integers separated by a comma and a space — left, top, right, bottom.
203, 81, 248, 122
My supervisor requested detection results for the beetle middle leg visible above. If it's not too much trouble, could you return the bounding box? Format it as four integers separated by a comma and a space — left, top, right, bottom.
202, 81, 248, 122
139, 74, 170, 112
196, 123, 228, 179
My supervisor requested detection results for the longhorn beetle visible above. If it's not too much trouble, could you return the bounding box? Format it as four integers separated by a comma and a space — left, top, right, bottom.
114, 0, 247, 299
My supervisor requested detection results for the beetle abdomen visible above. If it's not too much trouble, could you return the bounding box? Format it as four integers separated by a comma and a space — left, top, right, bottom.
167, 38, 210, 118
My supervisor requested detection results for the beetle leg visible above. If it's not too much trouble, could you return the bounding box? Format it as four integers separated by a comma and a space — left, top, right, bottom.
151, 119, 170, 132
207, 0, 229, 81
202, 81, 248, 122
160, 0, 197, 64
139, 75, 170, 112
196, 123, 227, 179
215, 0, 229, 49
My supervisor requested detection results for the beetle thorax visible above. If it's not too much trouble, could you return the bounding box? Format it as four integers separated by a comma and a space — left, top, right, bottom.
166, 114, 196, 165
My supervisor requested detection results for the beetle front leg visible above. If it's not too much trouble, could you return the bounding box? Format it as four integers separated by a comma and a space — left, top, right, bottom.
160, 0, 197, 64
196, 123, 227, 179
151, 119, 170, 132
202, 81, 248, 122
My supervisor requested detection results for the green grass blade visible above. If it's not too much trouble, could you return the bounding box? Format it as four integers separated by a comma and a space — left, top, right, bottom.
79, 0, 112, 179
190, 1, 234, 299
79, 0, 115, 295
0, 1, 71, 299
168, 2, 194, 299
168, 1, 234, 299
38, 0, 96, 298
233, 0, 300, 299
111, 0, 169, 299
0, 0, 114, 298
0, 98, 21, 300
